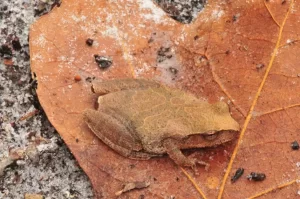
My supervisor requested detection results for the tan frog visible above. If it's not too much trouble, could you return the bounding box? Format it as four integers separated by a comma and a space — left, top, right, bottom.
83, 78, 239, 169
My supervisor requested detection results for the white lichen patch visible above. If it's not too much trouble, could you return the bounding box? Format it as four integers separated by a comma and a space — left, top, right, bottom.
31, 34, 47, 48
71, 14, 87, 23
211, 9, 224, 19
136, 0, 166, 23
101, 25, 119, 38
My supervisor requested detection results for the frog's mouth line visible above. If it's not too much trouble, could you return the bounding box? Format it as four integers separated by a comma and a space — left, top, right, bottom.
202, 130, 238, 144
202, 133, 218, 141
180, 130, 238, 149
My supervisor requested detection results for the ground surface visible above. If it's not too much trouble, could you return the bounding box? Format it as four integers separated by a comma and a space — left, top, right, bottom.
0, 0, 205, 198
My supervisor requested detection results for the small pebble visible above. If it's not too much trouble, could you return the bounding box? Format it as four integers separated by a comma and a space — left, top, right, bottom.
86, 38, 94, 46
94, 55, 112, 69
16, 160, 26, 165
231, 168, 244, 183
169, 67, 178, 75
256, 63, 265, 70
12, 39, 22, 51
0, 44, 12, 58
247, 172, 266, 181
291, 141, 299, 150
74, 75, 81, 82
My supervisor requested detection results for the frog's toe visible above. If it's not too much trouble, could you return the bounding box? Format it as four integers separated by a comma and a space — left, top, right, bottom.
195, 159, 210, 171
186, 158, 209, 175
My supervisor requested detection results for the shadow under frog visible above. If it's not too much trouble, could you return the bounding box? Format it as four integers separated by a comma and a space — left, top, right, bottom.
83, 78, 240, 169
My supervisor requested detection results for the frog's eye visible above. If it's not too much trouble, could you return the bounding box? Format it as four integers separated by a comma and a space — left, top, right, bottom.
202, 133, 218, 141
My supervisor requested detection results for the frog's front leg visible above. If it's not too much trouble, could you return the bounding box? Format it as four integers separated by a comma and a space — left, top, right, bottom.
92, 78, 160, 95
163, 138, 209, 171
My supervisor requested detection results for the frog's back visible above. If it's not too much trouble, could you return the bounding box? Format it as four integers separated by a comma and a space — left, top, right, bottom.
99, 86, 199, 135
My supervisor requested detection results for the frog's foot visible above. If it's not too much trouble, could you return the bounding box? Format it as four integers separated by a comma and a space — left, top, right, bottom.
91, 78, 160, 95
182, 158, 210, 175
187, 153, 210, 171
163, 139, 210, 172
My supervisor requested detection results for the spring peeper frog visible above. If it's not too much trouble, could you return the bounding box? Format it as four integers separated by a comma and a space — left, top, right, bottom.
83, 79, 240, 169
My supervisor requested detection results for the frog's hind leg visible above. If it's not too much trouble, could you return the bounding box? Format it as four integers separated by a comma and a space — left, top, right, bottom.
129, 150, 161, 160
83, 108, 159, 160
92, 78, 160, 95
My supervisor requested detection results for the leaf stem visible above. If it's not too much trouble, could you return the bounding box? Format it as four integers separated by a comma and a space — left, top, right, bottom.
246, 179, 298, 199
180, 167, 208, 199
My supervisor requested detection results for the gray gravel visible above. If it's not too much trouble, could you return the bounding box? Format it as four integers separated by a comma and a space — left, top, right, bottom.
0, 0, 205, 198
154, 0, 206, 23
0, 1, 93, 198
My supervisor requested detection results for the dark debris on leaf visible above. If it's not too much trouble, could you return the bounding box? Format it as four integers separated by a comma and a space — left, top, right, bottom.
169, 67, 178, 75
94, 55, 112, 69
86, 38, 94, 46
231, 168, 244, 183
291, 141, 299, 150
247, 172, 266, 181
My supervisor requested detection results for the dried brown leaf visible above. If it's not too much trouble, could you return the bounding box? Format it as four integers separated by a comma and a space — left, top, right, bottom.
30, 0, 300, 198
